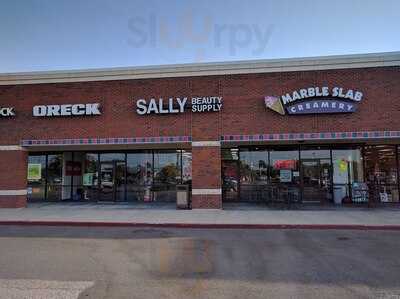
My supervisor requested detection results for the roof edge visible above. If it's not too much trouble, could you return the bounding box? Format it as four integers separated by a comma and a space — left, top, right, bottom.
1, 51, 399, 85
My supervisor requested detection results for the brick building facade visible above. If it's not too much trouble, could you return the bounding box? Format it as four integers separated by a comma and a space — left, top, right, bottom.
0, 52, 399, 208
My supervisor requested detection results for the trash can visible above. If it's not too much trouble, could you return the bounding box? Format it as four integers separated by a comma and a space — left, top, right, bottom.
176, 184, 190, 209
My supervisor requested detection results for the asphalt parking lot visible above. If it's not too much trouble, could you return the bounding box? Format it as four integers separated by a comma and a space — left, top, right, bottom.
0, 226, 399, 299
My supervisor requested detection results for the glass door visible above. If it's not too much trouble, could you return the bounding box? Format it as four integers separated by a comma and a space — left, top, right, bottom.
221, 149, 240, 202
99, 153, 126, 202
301, 159, 331, 203
222, 160, 240, 201
99, 162, 114, 201
300, 149, 332, 203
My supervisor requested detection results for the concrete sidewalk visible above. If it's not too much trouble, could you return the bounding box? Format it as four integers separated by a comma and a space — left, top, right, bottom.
0, 203, 399, 229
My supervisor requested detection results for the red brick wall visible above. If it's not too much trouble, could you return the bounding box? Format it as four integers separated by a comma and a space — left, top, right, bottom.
192, 195, 222, 209
1, 66, 399, 145
0, 150, 27, 208
0, 151, 27, 190
192, 147, 221, 189
0, 196, 26, 208
191, 146, 221, 209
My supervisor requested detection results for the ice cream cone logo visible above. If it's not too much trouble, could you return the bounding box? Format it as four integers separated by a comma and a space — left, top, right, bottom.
265, 96, 285, 115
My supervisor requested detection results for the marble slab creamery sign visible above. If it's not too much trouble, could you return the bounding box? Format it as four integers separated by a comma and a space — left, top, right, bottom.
265, 87, 363, 115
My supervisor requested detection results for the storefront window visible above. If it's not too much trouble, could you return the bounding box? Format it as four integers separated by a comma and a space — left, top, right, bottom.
222, 148, 239, 160
46, 154, 63, 201
70, 152, 84, 200
27, 150, 191, 203
127, 152, 152, 201
182, 150, 192, 184
127, 152, 152, 185
153, 150, 182, 201
153, 151, 181, 185
100, 153, 125, 163
239, 149, 268, 202
300, 149, 332, 202
269, 148, 301, 202
27, 155, 46, 201
222, 148, 239, 202
98, 153, 126, 201
270, 149, 300, 185
332, 149, 366, 204
364, 145, 399, 203
83, 153, 99, 201
61, 152, 73, 201
240, 149, 268, 184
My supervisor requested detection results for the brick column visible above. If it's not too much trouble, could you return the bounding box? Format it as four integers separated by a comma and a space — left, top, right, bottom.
190, 79, 223, 208
0, 146, 27, 208
191, 141, 222, 209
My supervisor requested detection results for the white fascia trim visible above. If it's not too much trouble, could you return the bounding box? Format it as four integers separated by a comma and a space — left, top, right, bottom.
192, 188, 222, 195
0, 189, 27, 196
0, 145, 25, 151
1, 52, 399, 85
192, 141, 221, 147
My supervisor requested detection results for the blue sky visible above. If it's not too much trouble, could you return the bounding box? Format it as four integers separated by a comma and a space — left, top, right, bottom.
0, 0, 399, 72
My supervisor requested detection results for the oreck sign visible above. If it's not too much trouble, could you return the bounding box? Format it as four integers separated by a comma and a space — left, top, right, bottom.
265, 87, 363, 115
33, 103, 101, 117
0, 107, 15, 117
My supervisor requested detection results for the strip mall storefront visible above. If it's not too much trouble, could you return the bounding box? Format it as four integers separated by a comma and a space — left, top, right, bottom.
0, 52, 399, 209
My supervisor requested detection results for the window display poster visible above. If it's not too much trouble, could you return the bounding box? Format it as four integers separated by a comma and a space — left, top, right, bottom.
273, 159, 296, 170
83, 173, 94, 186
27, 163, 42, 181
66, 161, 82, 176
338, 159, 348, 173
280, 169, 292, 182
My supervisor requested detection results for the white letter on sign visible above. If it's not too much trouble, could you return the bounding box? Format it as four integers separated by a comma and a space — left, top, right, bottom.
33, 105, 47, 116
47, 105, 60, 116
85, 103, 101, 115
136, 99, 147, 115
60, 104, 72, 116
71, 104, 85, 115
176, 97, 187, 113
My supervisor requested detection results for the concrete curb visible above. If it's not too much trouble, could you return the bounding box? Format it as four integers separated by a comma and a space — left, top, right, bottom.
1, 221, 400, 230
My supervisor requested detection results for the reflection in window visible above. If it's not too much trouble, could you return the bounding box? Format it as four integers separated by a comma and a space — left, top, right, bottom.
83, 153, 99, 201
127, 152, 152, 186
100, 153, 125, 163
300, 149, 330, 159
126, 152, 152, 201
182, 150, 192, 184
46, 154, 63, 201
269, 150, 300, 184
47, 154, 62, 185
300, 149, 332, 202
222, 148, 239, 160
153, 151, 182, 185
84, 153, 98, 186
153, 151, 182, 202
240, 149, 268, 184
364, 145, 398, 202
